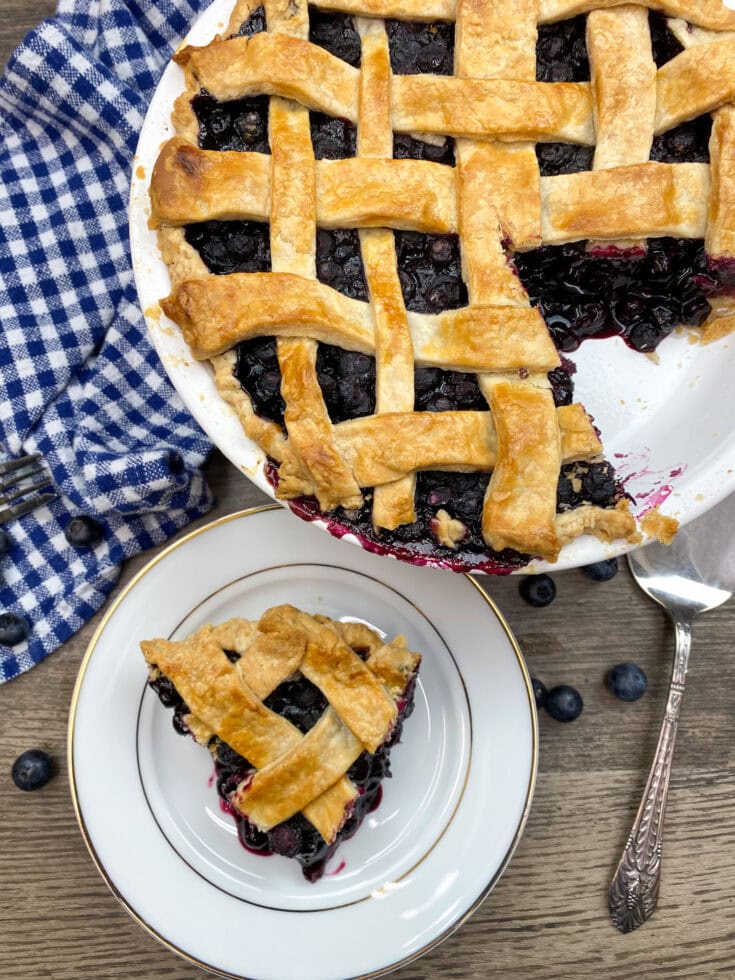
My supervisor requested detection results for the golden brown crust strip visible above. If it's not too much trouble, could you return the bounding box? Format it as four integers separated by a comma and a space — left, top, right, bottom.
162, 273, 561, 370
707, 106, 735, 262
482, 381, 562, 562
540, 162, 710, 244
392, 77, 594, 144
175, 33, 360, 121
539, 0, 735, 31
655, 40, 735, 135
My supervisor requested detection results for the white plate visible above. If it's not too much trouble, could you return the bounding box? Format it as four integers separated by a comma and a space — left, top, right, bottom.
68, 506, 537, 980
129, 0, 735, 573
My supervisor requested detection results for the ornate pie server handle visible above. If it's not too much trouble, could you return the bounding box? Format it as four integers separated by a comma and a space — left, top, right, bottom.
608, 618, 692, 934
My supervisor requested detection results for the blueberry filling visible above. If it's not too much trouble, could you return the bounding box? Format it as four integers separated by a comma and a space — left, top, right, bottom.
536, 16, 589, 82
514, 238, 717, 353
648, 10, 682, 67
386, 21, 455, 76
193, 93, 270, 154
316, 345, 375, 422
414, 367, 485, 413
184, 220, 271, 276
316, 228, 368, 300
395, 232, 467, 313
650, 117, 712, 165
233, 6, 266, 37
149, 669, 417, 882
308, 9, 361, 67
536, 143, 595, 177
310, 113, 357, 159
235, 338, 286, 426
393, 133, 455, 165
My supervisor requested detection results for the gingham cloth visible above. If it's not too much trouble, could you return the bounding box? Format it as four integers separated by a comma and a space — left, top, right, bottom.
0, 0, 216, 682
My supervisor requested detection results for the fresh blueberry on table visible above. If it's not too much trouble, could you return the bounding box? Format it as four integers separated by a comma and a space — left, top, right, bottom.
545, 684, 584, 722
582, 558, 619, 582
0, 528, 11, 557
519, 574, 557, 607
11, 749, 53, 791
64, 515, 104, 548
607, 662, 648, 702
531, 677, 547, 709
0, 612, 30, 646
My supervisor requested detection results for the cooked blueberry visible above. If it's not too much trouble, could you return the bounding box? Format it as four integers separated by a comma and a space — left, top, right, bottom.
310, 113, 357, 159
582, 558, 619, 582
149, 673, 184, 709
536, 142, 594, 176
393, 133, 455, 164
309, 10, 361, 66
649, 10, 682, 66
268, 822, 303, 857
185, 220, 271, 276
387, 21, 454, 76
545, 685, 583, 722
193, 94, 269, 153
11, 749, 53, 791
607, 662, 648, 702
519, 574, 557, 607
556, 474, 579, 512
216, 742, 252, 771
0, 529, 10, 556
548, 366, 574, 406
234, 6, 266, 36
536, 17, 589, 82
580, 464, 617, 507
239, 820, 270, 851
531, 677, 547, 709
0, 613, 30, 646
64, 515, 103, 548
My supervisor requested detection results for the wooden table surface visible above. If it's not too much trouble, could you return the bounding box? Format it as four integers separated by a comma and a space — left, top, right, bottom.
2, 6, 734, 979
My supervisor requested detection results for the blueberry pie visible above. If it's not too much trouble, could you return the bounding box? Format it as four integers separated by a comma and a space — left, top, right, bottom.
149, 0, 735, 570
140, 604, 421, 881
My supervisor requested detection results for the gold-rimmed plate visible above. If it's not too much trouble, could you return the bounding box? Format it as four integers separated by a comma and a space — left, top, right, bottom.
68, 506, 537, 979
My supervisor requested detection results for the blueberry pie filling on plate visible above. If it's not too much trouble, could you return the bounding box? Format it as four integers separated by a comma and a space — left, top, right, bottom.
148, 0, 735, 571
141, 604, 421, 882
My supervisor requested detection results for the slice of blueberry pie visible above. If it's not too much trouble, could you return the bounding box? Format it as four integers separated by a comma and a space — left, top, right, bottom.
148, 0, 735, 571
140, 604, 421, 882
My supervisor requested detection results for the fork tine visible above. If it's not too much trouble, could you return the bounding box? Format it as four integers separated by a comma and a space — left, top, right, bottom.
0, 461, 47, 496
0, 476, 53, 507
0, 453, 41, 476
0, 492, 57, 525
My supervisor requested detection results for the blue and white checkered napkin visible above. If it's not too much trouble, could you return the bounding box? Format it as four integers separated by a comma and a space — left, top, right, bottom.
0, 1, 216, 682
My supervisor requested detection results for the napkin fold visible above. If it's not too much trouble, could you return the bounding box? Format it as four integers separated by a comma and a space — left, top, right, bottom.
0, 0, 215, 682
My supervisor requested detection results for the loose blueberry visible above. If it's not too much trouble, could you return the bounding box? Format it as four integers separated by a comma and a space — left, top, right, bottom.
268, 823, 303, 858
519, 574, 557, 607
531, 677, 547, 709
0, 613, 30, 646
64, 515, 104, 548
607, 662, 648, 702
11, 749, 53, 791
582, 558, 619, 582
0, 528, 10, 556
545, 685, 584, 722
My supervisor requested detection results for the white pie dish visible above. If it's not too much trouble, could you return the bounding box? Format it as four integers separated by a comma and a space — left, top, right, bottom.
68, 506, 537, 980
129, 0, 735, 574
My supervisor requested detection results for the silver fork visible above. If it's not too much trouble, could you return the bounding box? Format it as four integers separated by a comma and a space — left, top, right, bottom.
0, 454, 57, 524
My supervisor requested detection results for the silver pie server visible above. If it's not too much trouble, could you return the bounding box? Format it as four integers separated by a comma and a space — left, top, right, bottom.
608, 492, 735, 934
